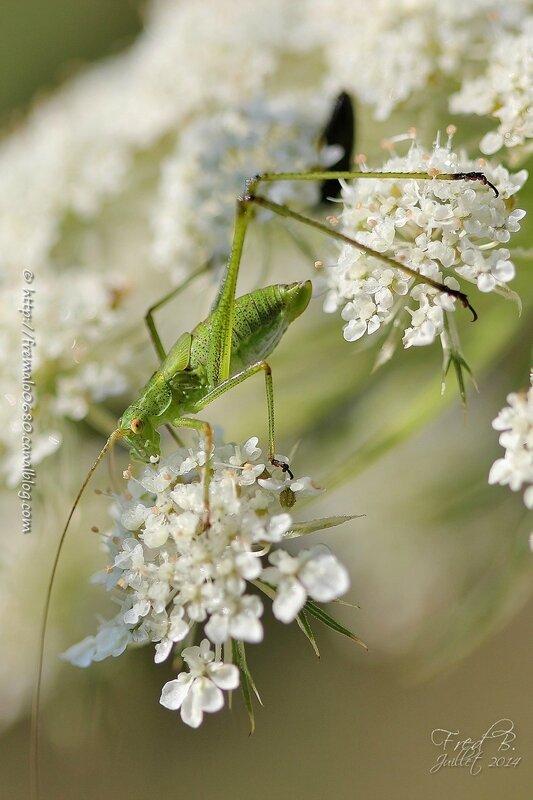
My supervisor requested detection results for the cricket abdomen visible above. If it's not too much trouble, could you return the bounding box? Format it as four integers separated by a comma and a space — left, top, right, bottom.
189, 281, 311, 374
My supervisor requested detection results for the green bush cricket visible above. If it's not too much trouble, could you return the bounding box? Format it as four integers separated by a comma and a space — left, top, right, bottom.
31, 91, 497, 797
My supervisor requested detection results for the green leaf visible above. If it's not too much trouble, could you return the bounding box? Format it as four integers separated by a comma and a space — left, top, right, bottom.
304, 599, 368, 650
232, 640, 262, 735
239, 669, 256, 736
441, 313, 478, 408
284, 515, 362, 539
296, 609, 320, 658
443, 349, 478, 408
252, 579, 276, 601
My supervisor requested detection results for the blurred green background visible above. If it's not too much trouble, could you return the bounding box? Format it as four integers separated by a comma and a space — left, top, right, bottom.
1, 2, 532, 798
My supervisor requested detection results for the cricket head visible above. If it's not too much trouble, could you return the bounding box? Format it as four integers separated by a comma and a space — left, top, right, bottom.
118, 406, 161, 462
283, 280, 313, 322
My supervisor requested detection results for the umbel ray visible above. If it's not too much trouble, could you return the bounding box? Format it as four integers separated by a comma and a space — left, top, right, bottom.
31, 92, 497, 796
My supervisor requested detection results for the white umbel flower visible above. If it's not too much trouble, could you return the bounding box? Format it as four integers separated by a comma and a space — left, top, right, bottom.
324, 132, 527, 350
160, 639, 239, 728
62, 435, 354, 726
451, 20, 533, 157
489, 372, 533, 509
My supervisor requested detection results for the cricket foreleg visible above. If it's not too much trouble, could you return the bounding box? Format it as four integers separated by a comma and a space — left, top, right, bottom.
172, 417, 214, 526
193, 362, 292, 475
246, 194, 478, 321
145, 262, 212, 361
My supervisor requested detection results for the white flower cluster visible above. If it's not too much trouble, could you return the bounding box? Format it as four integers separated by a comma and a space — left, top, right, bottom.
62, 437, 350, 727
489, 373, 533, 510
323, 133, 527, 349
451, 19, 533, 157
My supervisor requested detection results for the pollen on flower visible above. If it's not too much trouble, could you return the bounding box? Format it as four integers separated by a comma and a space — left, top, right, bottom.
62, 436, 352, 727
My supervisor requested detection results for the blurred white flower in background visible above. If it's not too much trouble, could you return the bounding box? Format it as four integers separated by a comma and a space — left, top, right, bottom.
489, 371, 533, 509
451, 19, 533, 158
152, 95, 340, 273
310, 0, 531, 124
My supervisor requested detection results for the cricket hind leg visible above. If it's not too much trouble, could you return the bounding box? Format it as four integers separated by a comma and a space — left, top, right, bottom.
209, 164, 492, 383
205, 163, 490, 415
243, 192, 478, 320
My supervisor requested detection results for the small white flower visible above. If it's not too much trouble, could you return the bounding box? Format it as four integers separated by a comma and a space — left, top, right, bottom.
159, 639, 239, 728
262, 544, 350, 623
61, 636, 98, 669
154, 607, 190, 664
205, 594, 264, 644
489, 373, 533, 508
62, 617, 131, 666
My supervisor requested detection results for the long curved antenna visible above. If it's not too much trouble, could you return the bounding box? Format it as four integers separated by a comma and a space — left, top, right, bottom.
30, 428, 122, 800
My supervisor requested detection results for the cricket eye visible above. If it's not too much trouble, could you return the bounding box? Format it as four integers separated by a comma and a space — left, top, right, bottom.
130, 418, 143, 434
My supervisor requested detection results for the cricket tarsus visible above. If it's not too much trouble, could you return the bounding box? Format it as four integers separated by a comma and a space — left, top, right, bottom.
271, 458, 294, 480
454, 171, 499, 197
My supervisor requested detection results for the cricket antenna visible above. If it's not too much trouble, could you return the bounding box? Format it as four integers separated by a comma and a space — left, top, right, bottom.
30, 428, 122, 800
